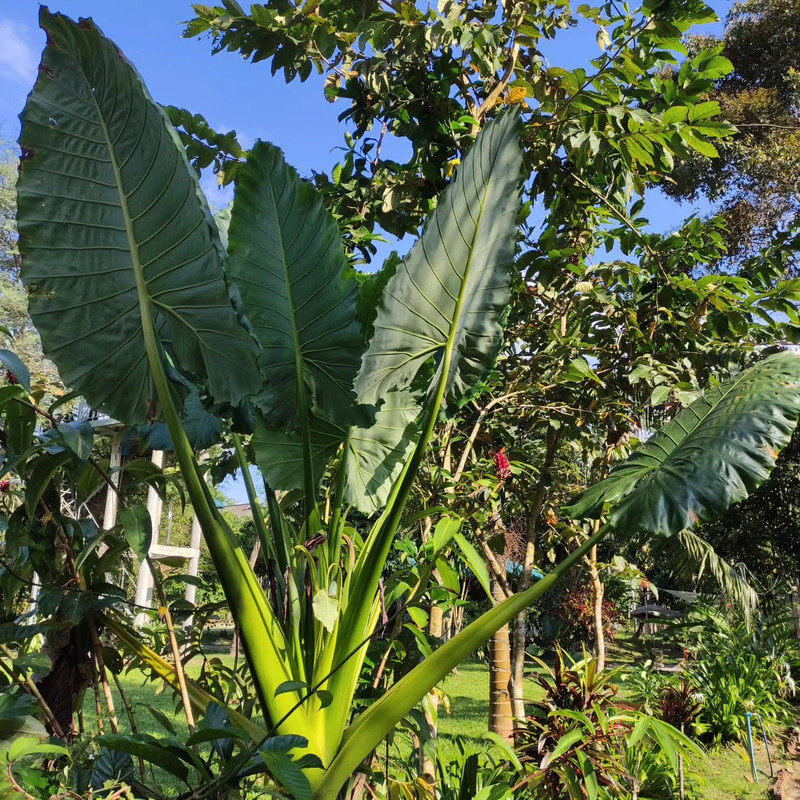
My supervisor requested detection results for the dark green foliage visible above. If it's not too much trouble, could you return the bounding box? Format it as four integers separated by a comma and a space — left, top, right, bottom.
667, 0, 800, 267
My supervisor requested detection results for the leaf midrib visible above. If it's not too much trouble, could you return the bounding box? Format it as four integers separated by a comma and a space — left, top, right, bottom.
438, 142, 495, 402
261, 169, 308, 411
89, 76, 155, 397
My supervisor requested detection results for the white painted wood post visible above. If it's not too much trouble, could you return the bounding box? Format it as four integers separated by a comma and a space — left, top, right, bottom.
134, 450, 165, 626
102, 436, 122, 530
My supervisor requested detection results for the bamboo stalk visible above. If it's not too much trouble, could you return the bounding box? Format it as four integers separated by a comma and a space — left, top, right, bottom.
147, 557, 197, 736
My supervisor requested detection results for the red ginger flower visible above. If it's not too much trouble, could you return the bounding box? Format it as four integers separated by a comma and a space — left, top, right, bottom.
494, 449, 511, 480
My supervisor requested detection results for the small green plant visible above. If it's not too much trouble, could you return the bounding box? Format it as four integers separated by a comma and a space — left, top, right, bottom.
621, 659, 671, 715
376, 734, 518, 800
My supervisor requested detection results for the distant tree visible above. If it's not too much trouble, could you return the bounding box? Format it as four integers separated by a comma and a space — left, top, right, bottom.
0, 142, 61, 389
0, 139, 18, 278
665, 0, 800, 269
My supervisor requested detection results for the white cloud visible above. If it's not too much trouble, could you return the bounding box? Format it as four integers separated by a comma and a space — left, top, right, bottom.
0, 20, 38, 86
200, 174, 234, 213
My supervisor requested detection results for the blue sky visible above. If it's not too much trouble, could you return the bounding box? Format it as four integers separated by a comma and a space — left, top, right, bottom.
1, 0, 732, 501
2, 1, 730, 205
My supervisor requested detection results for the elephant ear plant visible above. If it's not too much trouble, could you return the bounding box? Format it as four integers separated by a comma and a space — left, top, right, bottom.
15, 9, 800, 799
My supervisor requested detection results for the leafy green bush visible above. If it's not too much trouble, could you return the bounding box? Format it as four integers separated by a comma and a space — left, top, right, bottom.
689, 651, 792, 744
375, 734, 518, 800
683, 605, 796, 743
516, 650, 703, 799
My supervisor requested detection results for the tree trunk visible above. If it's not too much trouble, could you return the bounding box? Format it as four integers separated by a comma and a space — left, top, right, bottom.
587, 540, 606, 672
510, 427, 560, 720
489, 575, 514, 742
420, 602, 444, 785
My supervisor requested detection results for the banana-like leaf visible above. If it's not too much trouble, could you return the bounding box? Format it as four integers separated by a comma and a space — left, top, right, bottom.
17, 9, 262, 426
564, 351, 800, 534
227, 141, 366, 430
355, 113, 523, 410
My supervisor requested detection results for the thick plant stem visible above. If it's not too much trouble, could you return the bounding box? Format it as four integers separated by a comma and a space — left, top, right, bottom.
130, 253, 311, 740
319, 523, 613, 800
488, 576, 513, 743
420, 602, 444, 784
232, 433, 271, 565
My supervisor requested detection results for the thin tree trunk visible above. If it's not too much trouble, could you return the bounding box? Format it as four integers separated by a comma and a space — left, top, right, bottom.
510, 611, 528, 721
587, 537, 606, 672
420, 602, 443, 784
510, 427, 560, 719
89, 621, 120, 734
488, 575, 514, 742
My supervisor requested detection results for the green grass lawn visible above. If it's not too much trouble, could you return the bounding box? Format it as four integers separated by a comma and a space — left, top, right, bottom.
80, 654, 786, 798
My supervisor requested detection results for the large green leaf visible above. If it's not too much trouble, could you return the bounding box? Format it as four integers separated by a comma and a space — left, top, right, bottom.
342, 390, 420, 513
564, 350, 800, 534
227, 141, 365, 430
251, 390, 418, 512
17, 9, 262, 426
355, 113, 523, 410
252, 409, 343, 491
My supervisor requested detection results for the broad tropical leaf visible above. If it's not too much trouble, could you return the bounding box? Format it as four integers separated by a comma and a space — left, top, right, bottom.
343, 390, 420, 513
227, 141, 366, 430
564, 350, 800, 534
355, 113, 523, 410
252, 410, 343, 491
252, 390, 418, 512
17, 9, 262, 426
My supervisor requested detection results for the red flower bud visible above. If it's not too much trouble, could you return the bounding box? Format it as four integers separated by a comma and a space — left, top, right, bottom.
0, 480, 10, 492
494, 450, 511, 480
5, 370, 18, 386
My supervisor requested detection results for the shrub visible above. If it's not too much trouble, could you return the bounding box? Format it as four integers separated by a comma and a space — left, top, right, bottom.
516, 649, 703, 799
552, 579, 622, 647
